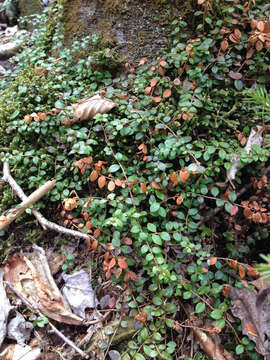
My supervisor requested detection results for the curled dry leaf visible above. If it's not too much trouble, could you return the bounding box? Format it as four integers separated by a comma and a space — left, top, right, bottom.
98, 175, 106, 189
108, 180, 116, 192
90, 169, 99, 182
230, 286, 270, 357
150, 78, 158, 87
257, 20, 265, 32
63, 198, 77, 211
63, 94, 118, 126
2, 247, 83, 325
179, 170, 190, 183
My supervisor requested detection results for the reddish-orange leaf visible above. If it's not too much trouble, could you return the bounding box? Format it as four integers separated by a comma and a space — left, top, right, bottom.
230, 205, 239, 216
140, 182, 147, 193
94, 228, 101, 238
264, 21, 270, 33
104, 252, 110, 262
114, 267, 122, 279
115, 179, 122, 186
159, 60, 167, 67
221, 39, 229, 51
92, 240, 98, 251
238, 265, 245, 279
210, 257, 217, 266
145, 86, 152, 95
176, 194, 184, 205
85, 237, 91, 248
255, 40, 263, 51
230, 260, 238, 270
246, 322, 257, 336
98, 175, 106, 189
246, 265, 259, 277
222, 285, 230, 296
138, 143, 148, 154
246, 47, 255, 59
138, 57, 147, 66
105, 270, 111, 280
250, 19, 257, 29
229, 34, 239, 43
150, 78, 158, 87
252, 212, 262, 223
124, 270, 138, 282
118, 257, 128, 270
108, 258, 116, 270
163, 89, 172, 98
150, 182, 162, 189
257, 20, 265, 32
108, 180, 116, 191
82, 212, 89, 221
152, 96, 162, 103
234, 28, 242, 40
170, 172, 178, 185
108, 296, 116, 308
90, 170, 98, 182
37, 112, 46, 121
60, 210, 66, 217
86, 221, 92, 230
179, 170, 190, 183
243, 207, 252, 219
198, 0, 206, 4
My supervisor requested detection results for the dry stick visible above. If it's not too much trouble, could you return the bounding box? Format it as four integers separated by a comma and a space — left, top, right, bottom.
0, 179, 56, 231
6, 282, 89, 359
1, 162, 106, 249
198, 164, 270, 226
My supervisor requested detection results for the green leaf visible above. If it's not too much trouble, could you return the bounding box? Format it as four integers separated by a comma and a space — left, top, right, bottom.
147, 223, 156, 232
210, 309, 223, 320
143, 345, 158, 358
108, 164, 120, 172
228, 191, 237, 202
235, 345, 244, 355
211, 187, 219, 197
153, 296, 162, 306
152, 234, 162, 245
161, 232, 170, 241
55, 100, 65, 109
195, 302, 206, 313
150, 202, 160, 213
135, 354, 145, 360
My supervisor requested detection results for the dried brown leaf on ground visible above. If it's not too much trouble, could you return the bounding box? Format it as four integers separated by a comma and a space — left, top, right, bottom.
193, 327, 235, 360
2, 246, 83, 325
230, 286, 270, 358
0, 344, 41, 360
63, 94, 118, 126
0, 269, 12, 347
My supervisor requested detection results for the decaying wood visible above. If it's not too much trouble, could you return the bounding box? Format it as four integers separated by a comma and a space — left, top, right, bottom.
0, 179, 56, 231
1, 162, 104, 248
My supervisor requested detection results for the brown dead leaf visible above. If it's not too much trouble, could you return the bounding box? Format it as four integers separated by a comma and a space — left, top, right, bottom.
63, 94, 118, 126
230, 286, 270, 356
3, 247, 82, 325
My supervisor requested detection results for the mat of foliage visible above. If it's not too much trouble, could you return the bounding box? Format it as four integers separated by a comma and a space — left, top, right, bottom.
1, 0, 270, 359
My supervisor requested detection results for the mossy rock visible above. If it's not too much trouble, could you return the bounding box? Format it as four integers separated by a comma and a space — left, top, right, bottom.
61, 0, 184, 63
18, 0, 43, 17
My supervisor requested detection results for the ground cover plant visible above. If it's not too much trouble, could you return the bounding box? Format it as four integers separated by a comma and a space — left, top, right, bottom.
1, 0, 270, 358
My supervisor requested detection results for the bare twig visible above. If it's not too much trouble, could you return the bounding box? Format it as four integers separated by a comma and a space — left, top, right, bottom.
6, 282, 89, 359
0, 179, 56, 230
1, 162, 106, 249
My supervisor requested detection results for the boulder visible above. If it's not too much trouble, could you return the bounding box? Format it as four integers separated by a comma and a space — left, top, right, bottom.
62, 0, 181, 63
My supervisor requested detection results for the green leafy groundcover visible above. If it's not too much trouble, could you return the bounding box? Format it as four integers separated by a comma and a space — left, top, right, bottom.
1, 0, 270, 358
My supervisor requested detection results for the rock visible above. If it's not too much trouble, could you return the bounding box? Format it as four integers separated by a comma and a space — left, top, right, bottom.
61, 0, 180, 63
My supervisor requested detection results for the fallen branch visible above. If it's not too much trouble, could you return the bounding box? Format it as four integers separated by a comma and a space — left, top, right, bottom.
1, 162, 104, 248
6, 282, 89, 359
0, 179, 56, 231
